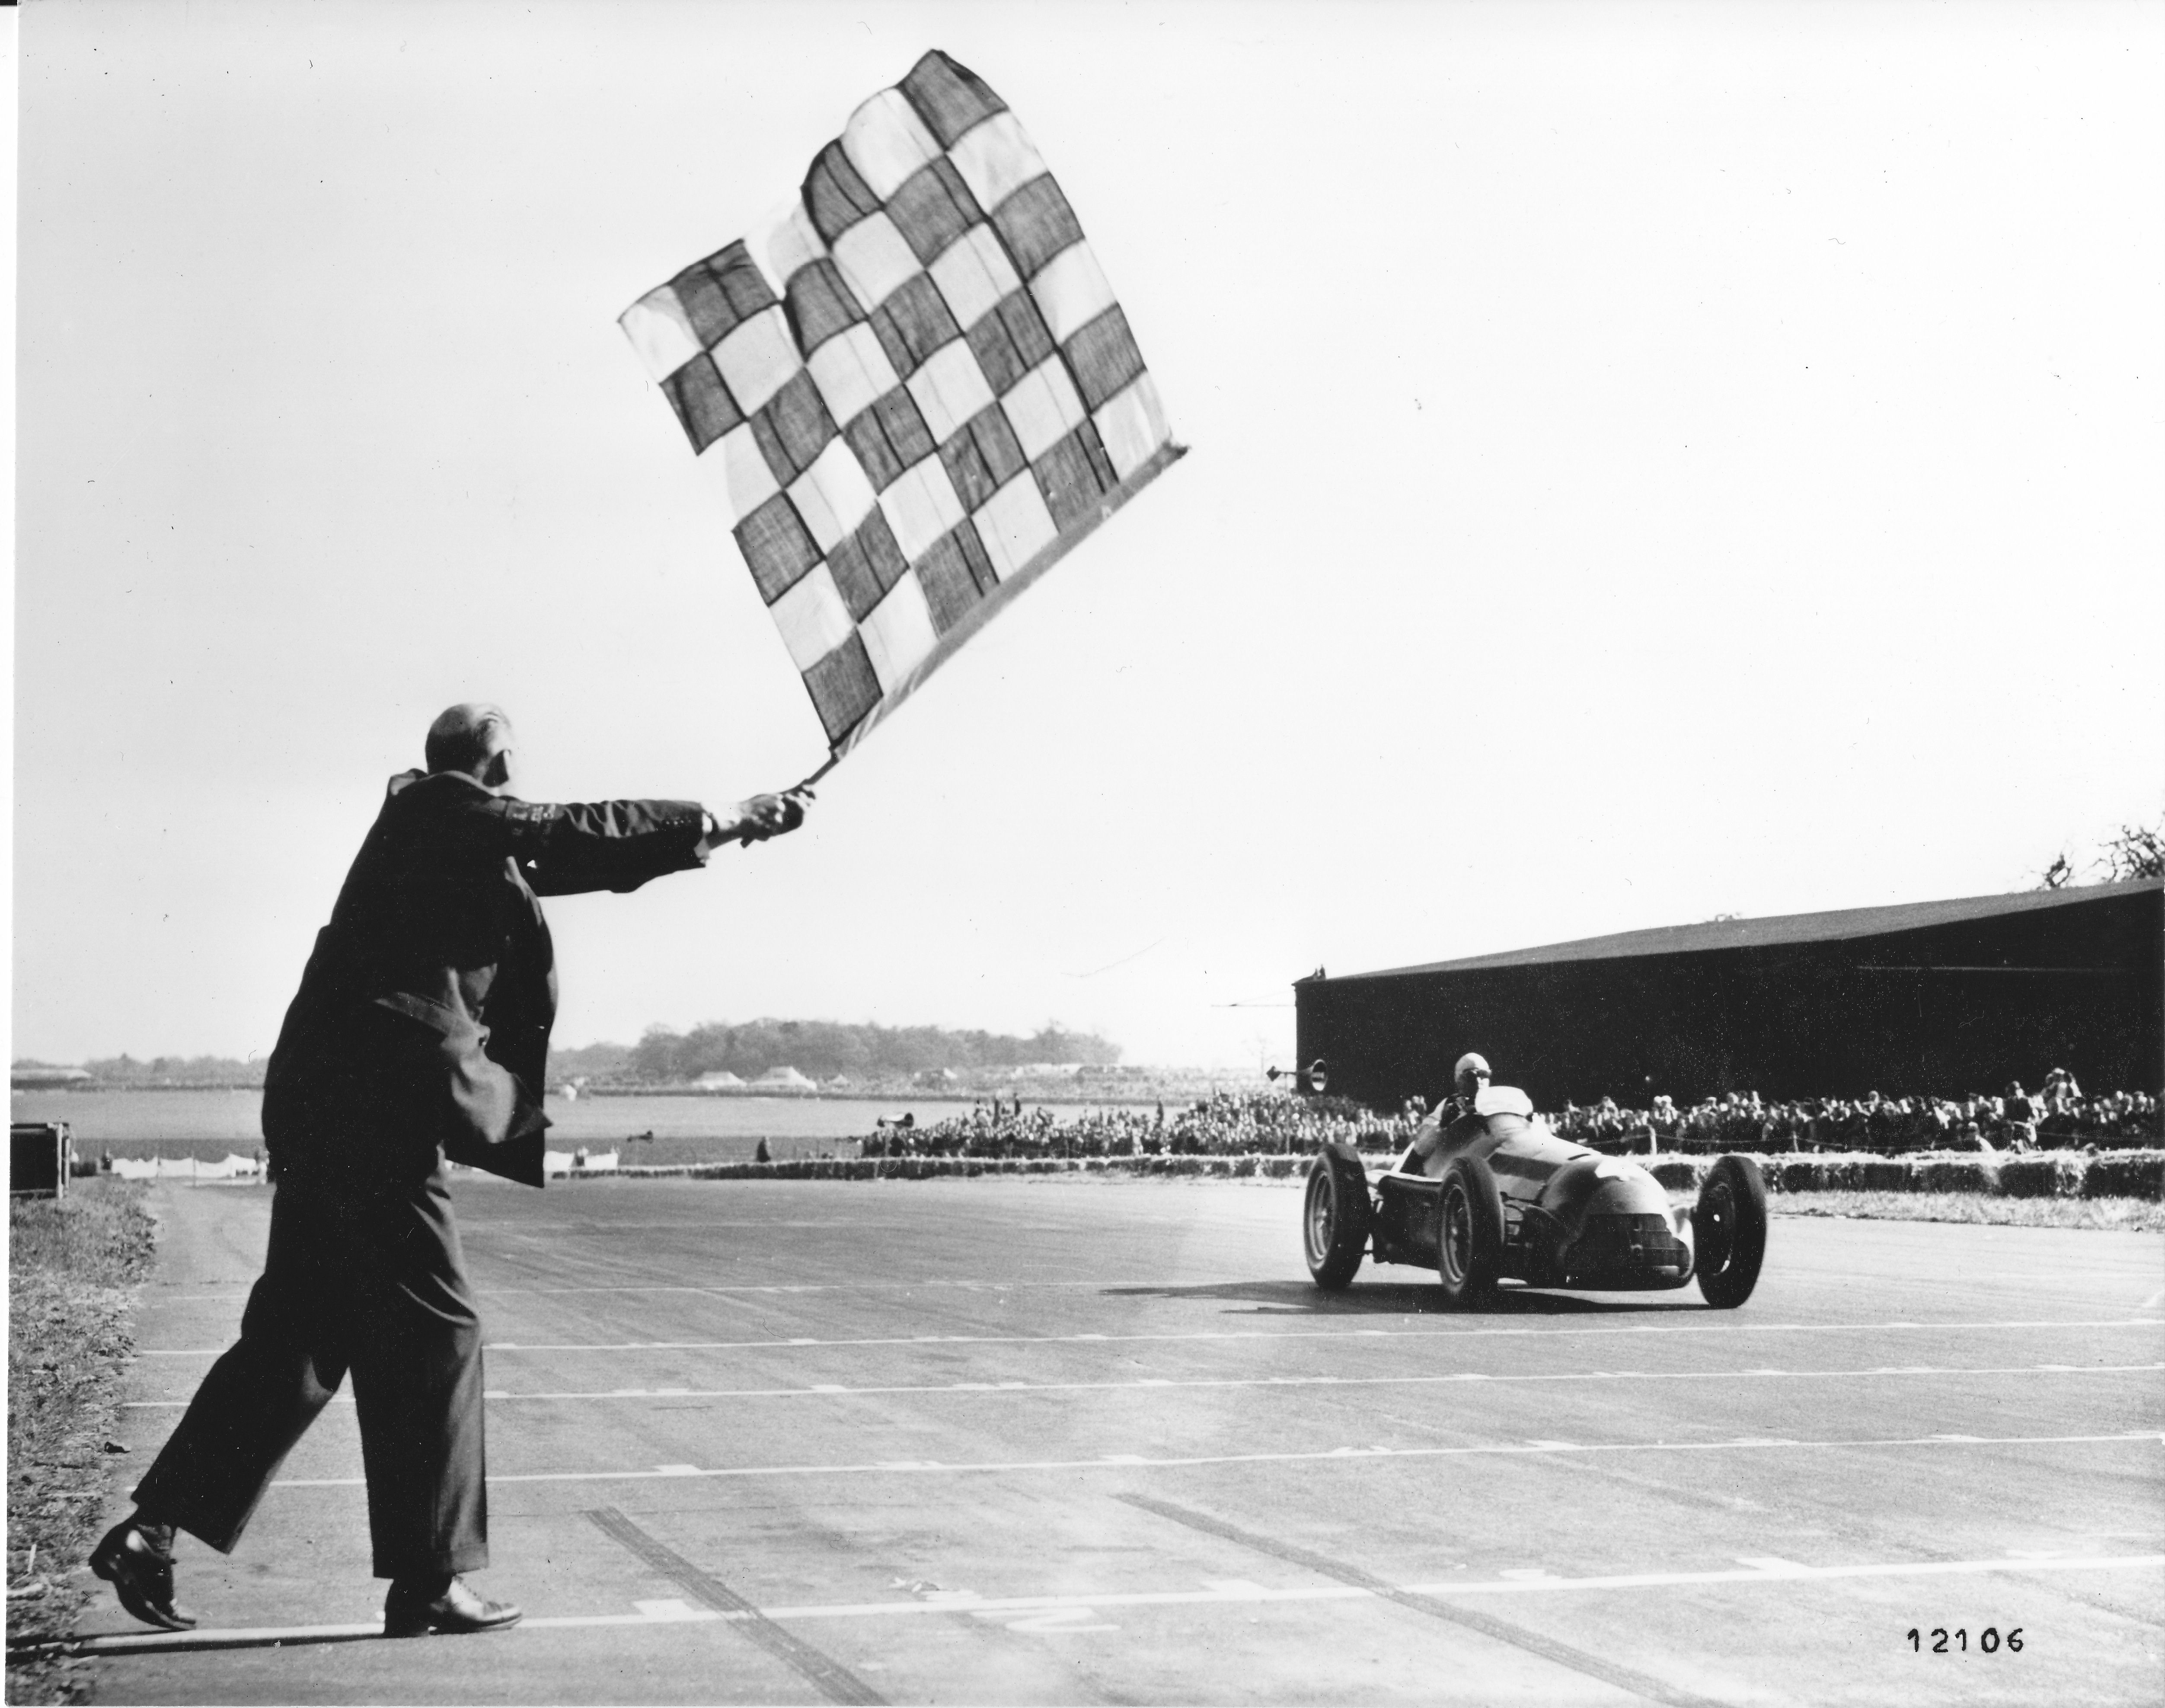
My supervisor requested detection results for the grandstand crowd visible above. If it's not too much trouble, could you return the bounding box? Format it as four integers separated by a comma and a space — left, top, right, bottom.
1547, 1072, 2158, 1155
860, 1093, 1416, 1160
859, 1070, 2159, 1161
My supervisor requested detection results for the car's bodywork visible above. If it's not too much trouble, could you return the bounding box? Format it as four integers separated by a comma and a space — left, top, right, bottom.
1303, 1086, 1766, 1306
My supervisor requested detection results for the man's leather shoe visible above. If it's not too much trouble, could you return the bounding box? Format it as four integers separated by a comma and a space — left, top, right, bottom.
89, 1518, 196, 1632
382, 1575, 523, 1638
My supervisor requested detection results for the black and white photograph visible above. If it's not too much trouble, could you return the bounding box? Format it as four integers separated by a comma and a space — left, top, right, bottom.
9, 2, 2162, 1703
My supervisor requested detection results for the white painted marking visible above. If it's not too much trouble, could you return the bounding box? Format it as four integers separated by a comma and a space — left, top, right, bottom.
1498, 1569, 1555, 1581
125, 1358, 2165, 1409
265, 1430, 2163, 1491
1526, 1439, 1577, 1450
1201, 1579, 1270, 1596
632, 1598, 705, 1622
653, 1464, 700, 1476
133, 1315, 2165, 1357
990, 1606, 1118, 1634
1736, 1557, 1812, 1576
51, 1554, 2165, 1655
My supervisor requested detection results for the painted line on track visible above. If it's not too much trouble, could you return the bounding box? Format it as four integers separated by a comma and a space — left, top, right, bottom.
1122, 1490, 1725, 1708
132, 1314, 2165, 1359
118, 1360, 2165, 1409
262, 1430, 2165, 1490
147, 1278, 1156, 1303
39, 1552, 2165, 1658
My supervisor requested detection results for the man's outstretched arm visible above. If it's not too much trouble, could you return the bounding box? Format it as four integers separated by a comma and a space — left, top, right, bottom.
515, 789, 811, 896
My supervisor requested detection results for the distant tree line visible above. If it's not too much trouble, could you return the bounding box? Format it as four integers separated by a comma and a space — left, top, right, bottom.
82, 1053, 265, 1086
51, 1022, 1123, 1088
618, 1020, 1122, 1084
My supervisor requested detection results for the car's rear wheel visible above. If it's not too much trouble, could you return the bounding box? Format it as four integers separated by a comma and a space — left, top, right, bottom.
1693, 1155, 1768, 1309
1437, 1154, 1504, 1306
1303, 1152, 1370, 1289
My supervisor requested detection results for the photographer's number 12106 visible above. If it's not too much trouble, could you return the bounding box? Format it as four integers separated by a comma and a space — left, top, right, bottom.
1908, 1628, 2021, 1654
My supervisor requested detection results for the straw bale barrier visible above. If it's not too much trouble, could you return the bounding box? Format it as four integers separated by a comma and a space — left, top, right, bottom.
564, 1147, 2165, 1199
2080, 1151, 2165, 1199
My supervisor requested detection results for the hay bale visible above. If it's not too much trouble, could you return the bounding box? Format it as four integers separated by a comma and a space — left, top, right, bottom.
1649, 1160, 1705, 1192
1764, 1158, 1819, 1194
1857, 1158, 1914, 1192
1912, 1158, 1998, 1195
1996, 1154, 2084, 1198
1821, 1157, 1876, 1192
2080, 1151, 2165, 1200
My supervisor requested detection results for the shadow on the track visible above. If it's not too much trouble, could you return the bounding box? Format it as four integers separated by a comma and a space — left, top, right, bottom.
1100, 1279, 1711, 1317
17, 1628, 385, 1660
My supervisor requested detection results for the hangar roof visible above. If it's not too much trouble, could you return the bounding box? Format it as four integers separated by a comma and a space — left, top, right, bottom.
1321, 877, 2161, 983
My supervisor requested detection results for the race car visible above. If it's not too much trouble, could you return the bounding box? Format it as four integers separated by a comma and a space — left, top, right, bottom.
1302, 1086, 1768, 1307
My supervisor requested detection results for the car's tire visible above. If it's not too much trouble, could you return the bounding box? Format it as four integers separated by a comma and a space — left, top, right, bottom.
1437, 1154, 1504, 1306
1303, 1151, 1371, 1289
1693, 1154, 1769, 1309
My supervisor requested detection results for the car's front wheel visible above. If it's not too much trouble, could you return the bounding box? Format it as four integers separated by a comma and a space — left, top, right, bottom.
1303, 1152, 1370, 1289
1693, 1154, 1768, 1309
1437, 1154, 1504, 1306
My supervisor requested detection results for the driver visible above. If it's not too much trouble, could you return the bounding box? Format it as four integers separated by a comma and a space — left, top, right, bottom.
1404, 1052, 1493, 1168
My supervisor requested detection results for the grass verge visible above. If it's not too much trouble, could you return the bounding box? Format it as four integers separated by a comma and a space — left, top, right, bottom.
7, 1180, 157, 1704
1763, 1190, 2165, 1232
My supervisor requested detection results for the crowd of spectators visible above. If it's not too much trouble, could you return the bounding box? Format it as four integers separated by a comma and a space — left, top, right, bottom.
1551, 1071, 2158, 1156
857, 1070, 2157, 1162
859, 1092, 1419, 1161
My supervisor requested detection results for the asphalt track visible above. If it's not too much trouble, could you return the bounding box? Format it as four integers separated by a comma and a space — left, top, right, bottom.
76, 1175, 2164, 1705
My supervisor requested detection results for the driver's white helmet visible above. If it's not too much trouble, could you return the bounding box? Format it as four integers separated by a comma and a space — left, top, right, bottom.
1454, 1053, 1492, 1102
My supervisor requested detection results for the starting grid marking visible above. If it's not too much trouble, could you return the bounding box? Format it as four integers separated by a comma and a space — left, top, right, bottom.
51, 1551, 2165, 1656
119, 1360, 2165, 1408
147, 1278, 1151, 1303
261, 1430, 2165, 1490
132, 1314, 2165, 1358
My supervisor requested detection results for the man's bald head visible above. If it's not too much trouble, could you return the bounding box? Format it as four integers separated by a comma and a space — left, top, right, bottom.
425, 703, 514, 781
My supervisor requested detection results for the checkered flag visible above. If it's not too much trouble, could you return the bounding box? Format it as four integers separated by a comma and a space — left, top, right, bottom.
622, 51, 1183, 765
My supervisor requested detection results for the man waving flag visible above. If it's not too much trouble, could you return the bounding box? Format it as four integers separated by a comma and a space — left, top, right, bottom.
622, 51, 1183, 770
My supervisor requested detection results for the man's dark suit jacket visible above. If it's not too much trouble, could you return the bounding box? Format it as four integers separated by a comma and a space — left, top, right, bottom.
262, 770, 707, 1191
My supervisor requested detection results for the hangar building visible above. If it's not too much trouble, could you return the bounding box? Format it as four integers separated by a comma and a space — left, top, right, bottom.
1294, 878, 2162, 1110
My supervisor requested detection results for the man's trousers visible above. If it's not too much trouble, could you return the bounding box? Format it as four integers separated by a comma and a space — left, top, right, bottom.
130, 1165, 489, 1580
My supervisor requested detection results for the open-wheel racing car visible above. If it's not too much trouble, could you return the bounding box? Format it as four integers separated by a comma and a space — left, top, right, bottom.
1303, 1086, 1768, 1307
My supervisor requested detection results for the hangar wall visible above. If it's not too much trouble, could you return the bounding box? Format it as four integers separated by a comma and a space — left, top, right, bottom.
1294, 880, 2163, 1111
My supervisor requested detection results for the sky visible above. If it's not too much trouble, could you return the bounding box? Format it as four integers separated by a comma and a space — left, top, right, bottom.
11, 0, 2163, 1071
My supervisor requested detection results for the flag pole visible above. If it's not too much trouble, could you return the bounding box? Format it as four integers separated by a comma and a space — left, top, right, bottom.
788, 752, 840, 795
